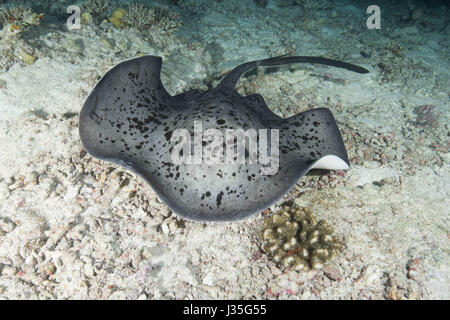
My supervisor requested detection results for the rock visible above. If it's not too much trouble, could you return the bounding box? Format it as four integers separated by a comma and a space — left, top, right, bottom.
1, 266, 16, 276
84, 261, 94, 277
0, 217, 16, 233
100, 37, 115, 50
160, 221, 170, 235
16, 46, 36, 65
254, 0, 268, 8
276, 0, 294, 8
64, 38, 85, 55
414, 105, 440, 127
323, 266, 341, 281
0, 79, 6, 90
109, 290, 127, 299
411, 8, 423, 20
81, 12, 94, 25
202, 272, 215, 286
137, 293, 147, 300
393, 26, 419, 37
176, 265, 196, 285
406, 258, 423, 282
109, 8, 127, 30
142, 245, 165, 259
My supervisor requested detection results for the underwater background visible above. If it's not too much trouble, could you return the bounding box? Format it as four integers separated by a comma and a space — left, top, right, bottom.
0, 0, 448, 299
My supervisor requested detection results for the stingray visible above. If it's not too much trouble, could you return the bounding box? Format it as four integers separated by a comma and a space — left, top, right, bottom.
79, 55, 369, 221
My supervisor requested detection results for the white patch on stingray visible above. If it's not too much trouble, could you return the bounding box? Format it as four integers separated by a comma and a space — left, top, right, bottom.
310, 155, 349, 170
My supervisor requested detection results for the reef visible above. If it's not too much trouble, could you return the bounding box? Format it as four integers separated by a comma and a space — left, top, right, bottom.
0, 3, 42, 70
260, 205, 342, 271
0, 3, 42, 33
122, 2, 180, 34
81, 0, 110, 17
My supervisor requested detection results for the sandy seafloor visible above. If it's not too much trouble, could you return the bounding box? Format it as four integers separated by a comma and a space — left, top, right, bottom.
0, 0, 448, 299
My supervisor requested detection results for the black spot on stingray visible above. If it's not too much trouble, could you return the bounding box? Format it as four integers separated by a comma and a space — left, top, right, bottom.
216, 191, 224, 207
79, 55, 367, 222
164, 130, 173, 141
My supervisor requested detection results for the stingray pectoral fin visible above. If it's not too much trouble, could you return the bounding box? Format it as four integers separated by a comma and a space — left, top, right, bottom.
284, 107, 350, 170
172, 89, 203, 102
244, 94, 283, 122
79, 55, 171, 159
310, 155, 349, 170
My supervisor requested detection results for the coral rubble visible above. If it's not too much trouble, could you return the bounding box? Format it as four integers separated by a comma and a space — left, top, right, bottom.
0, 3, 42, 70
0, 3, 42, 33
260, 206, 341, 271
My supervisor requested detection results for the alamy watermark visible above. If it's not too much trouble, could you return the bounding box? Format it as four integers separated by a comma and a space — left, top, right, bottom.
170, 121, 280, 176
66, 4, 381, 31
366, 5, 381, 29
66, 5, 81, 30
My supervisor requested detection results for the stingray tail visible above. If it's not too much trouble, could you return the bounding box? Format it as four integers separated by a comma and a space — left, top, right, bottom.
218, 55, 369, 91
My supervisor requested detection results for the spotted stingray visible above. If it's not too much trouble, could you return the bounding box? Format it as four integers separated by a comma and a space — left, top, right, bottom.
79, 55, 369, 221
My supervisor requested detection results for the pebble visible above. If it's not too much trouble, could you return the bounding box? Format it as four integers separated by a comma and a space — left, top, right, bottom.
109, 290, 127, 299
322, 266, 342, 281
2, 266, 16, 276
406, 258, 423, 282
17, 49, 36, 65
202, 272, 215, 286
142, 245, 165, 259
25, 256, 37, 267
160, 221, 170, 235
254, 0, 267, 8
100, 38, 115, 50
177, 265, 196, 285
379, 176, 397, 186
411, 8, 423, 21
301, 288, 311, 299
81, 12, 94, 26
0, 79, 7, 89
137, 293, 147, 300
64, 39, 85, 55
0, 218, 16, 233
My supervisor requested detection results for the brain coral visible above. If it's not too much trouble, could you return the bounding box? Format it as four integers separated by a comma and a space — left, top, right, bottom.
260, 206, 341, 271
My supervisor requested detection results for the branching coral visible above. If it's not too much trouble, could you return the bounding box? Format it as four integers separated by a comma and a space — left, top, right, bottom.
0, 5, 29, 27
81, 0, 110, 16
123, 2, 180, 33
260, 206, 341, 271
